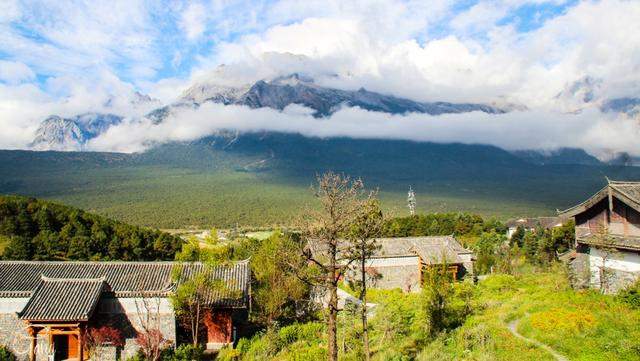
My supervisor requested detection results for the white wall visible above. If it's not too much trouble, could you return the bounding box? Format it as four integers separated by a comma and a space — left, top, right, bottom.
588, 248, 640, 289
0, 298, 29, 313
98, 297, 175, 314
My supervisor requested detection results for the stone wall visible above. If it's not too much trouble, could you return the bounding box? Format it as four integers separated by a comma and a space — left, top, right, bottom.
0, 298, 31, 361
93, 345, 118, 361
0, 312, 30, 361
568, 252, 591, 290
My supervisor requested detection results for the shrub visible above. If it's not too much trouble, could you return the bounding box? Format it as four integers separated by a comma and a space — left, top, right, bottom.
135, 329, 172, 361
84, 325, 125, 358
125, 350, 145, 361
168, 344, 204, 361
618, 281, 640, 309
0, 345, 17, 361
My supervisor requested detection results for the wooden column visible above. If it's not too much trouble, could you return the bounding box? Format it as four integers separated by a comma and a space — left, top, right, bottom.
608, 187, 613, 228
27, 327, 36, 361
78, 327, 83, 361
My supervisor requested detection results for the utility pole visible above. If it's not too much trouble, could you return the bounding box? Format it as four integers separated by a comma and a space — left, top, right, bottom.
407, 186, 416, 216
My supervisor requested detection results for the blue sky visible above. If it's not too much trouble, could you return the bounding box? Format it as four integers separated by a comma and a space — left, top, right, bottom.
0, 0, 582, 90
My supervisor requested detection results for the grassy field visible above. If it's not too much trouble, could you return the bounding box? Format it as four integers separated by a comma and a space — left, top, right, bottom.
427, 270, 640, 360
0, 164, 556, 228
221, 267, 640, 361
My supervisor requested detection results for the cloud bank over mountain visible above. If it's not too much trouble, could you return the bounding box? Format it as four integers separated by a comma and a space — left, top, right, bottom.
1, 0, 640, 157
85, 102, 635, 161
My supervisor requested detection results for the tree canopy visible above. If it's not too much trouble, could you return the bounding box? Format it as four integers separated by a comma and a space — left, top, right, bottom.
0, 195, 182, 261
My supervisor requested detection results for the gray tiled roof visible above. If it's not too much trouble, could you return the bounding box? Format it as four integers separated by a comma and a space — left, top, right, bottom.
0, 260, 250, 308
18, 277, 105, 321
610, 181, 640, 208
576, 233, 640, 251
560, 180, 640, 217
373, 236, 472, 264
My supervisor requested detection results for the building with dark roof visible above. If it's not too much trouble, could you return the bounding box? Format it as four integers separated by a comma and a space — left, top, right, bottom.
505, 217, 566, 239
343, 236, 474, 292
559, 180, 640, 293
0, 260, 250, 360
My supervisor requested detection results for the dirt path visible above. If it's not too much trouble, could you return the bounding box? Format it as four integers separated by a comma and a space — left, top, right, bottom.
507, 319, 569, 361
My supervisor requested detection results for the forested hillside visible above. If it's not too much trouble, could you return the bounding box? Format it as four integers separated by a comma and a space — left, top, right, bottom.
3, 133, 640, 228
0, 195, 182, 261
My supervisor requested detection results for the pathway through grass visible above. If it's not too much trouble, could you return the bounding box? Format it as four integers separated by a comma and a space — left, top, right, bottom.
507, 318, 568, 361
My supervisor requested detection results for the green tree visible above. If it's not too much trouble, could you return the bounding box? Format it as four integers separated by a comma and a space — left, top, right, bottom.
510, 225, 525, 246
171, 238, 231, 345
421, 261, 473, 337
251, 232, 311, 326
171, 272, 219, 345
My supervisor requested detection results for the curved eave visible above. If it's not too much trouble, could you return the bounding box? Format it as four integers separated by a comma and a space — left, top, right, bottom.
559, 184, 640, 218
558, 185, 608, 218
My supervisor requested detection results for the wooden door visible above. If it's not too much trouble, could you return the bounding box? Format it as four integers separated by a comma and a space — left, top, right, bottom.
68, 334, 79, 359
53, 334, 79, 360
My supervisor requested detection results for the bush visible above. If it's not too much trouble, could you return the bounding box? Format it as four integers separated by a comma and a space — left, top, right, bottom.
125, 350, 145, 361
618, 281, 640, 309
171, 344, 204, 360
0, 345, 17, 361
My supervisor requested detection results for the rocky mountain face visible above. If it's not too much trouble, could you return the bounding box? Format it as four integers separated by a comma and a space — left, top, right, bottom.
180, 73, 504, 117
27, 73, 639, 168
31, 113, 123, 151
31, 73, 506, 150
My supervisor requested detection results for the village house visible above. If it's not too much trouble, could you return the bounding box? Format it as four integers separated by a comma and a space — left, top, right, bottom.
560, 180, 640, 293
0, 260, 250, 361
344, 236, 475, 292
505, 217, 565, 239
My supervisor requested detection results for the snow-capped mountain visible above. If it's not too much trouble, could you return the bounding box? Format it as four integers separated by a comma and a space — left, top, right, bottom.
555, 76, 640, 118
179, 73, 504, 117
31, 113, 123, 151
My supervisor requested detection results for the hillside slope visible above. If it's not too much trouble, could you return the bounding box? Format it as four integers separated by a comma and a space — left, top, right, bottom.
2, 133, 640, 228
0, 195, 182, 260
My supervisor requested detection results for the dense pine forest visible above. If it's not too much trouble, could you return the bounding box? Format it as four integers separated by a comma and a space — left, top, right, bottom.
0, 195, 183, 261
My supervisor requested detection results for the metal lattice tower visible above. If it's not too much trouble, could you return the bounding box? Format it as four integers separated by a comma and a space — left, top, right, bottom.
407, 186, 416, 216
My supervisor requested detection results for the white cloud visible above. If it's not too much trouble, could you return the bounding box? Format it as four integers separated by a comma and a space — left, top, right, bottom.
205, 0, 640, 109
0, 60, 36, 84
0, 0, 161, 83
180, 2, 207, 40
86, 102, 640, 159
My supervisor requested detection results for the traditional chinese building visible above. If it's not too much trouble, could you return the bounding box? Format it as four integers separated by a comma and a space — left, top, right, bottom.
0, 260, 250, 360
560, 180, 640, 293
344, 236, 475, 292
